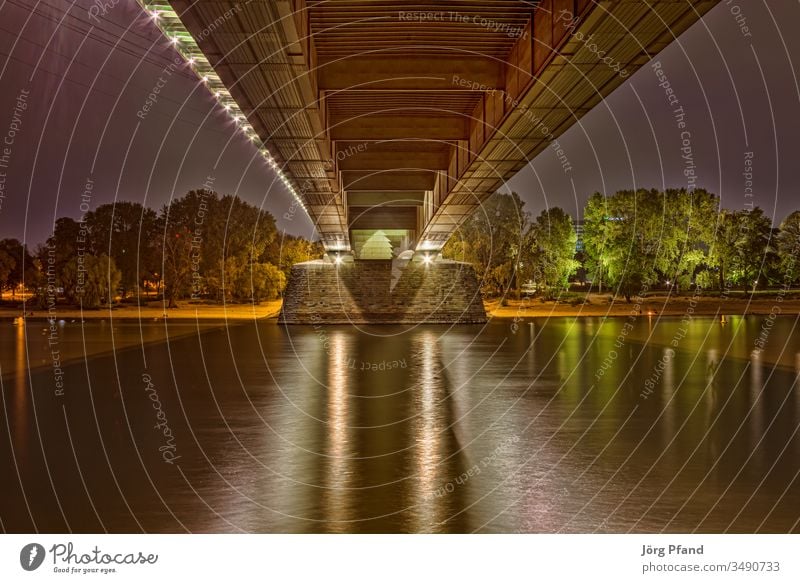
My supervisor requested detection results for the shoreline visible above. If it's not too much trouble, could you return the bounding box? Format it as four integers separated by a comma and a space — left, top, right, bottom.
2, 294, 799, 322
0, 301, 282, 378
0, 300, 283, 322
3, 295, 798, 378
486, 293, 800, 319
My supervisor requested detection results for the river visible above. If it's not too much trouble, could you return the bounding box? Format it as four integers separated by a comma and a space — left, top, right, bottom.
1, 315, 798, 533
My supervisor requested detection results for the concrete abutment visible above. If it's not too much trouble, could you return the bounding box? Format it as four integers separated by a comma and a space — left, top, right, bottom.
278, 259, 487, 324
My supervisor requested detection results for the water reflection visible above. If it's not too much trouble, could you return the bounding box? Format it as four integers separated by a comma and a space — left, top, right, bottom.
1, 316, 799, 533
12, 318, 28, 463
323, 331, 351, 529
410, 331, 443, 531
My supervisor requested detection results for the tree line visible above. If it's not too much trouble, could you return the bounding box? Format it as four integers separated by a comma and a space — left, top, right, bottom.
444, 189, 800, 300
5, 187, 797, 308
0, 190, 323, 308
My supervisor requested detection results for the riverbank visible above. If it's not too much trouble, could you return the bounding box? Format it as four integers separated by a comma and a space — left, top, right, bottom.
0, 300, 283, 377
0, 300, 283, 321
4, 294, 799, 323
485, 293, 800, 319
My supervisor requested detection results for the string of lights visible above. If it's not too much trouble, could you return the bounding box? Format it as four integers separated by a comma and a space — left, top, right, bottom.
135, 1, 307, 214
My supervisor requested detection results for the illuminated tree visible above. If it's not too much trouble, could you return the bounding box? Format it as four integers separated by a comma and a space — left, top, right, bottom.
526, 207, 578, 298
777, 211, 800, 283
0, 249, 14, 300
711, 208, 774, 292
443, 192, 529, 296
0, 239, 36, 299
62, 254, 121, 308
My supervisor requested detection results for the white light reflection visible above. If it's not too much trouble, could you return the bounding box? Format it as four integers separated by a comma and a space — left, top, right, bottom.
704, 349, 719, 457
750, 349, 764, 442
324, 330, 351, 529
411, 331, 444, 531
661, 347, 676, 441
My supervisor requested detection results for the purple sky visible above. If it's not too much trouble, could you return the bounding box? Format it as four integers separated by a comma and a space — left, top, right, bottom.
0, 0, 798, 248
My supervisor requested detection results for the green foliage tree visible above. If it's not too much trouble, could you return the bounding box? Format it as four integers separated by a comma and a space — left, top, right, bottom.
157, 190, 217, 303
158, 225, 195, 309
86, 202, 159, 297
272, 233, 324, 279
711, 208, 774, 292
155, 190, 293, 306
708, 209, 742, 291
733, 208, 775, 291
583, 188, 725, 299
583, 190, 664, 302
582, 192, 609, 293
43, 217, 82, 288
62, 254, 121, 308
0, 248, 15, 300
0, 238, 33, 299
526, 207, 578, 298
443, 192, 528, 296
234, 262, 286, 303
777, 211, 800, 283
657, 188, 719, 291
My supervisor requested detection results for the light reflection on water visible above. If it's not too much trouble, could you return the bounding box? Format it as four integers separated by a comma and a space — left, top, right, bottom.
324, 331, 350, 529
1, 315, 799, 533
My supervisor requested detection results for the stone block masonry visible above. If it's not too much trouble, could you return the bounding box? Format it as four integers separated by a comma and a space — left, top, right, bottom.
279, 260, 487, 324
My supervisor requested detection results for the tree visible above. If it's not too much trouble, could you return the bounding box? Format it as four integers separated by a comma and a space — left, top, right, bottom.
235, 262, 286, 302
14, 190, 318, 307
219, 194, 277, 263
583, 190, 664, 302
711, 208, 774, 292
62, 254, 121, 308
86, 202, 159, 297
272, 234, 324, 279
733, 208, 775, 291
443, 192, 529, 296
157, 190, 219, 302
709, 209, 742, 291
0, 239, 33, 299
526, 207, 578, 298
157, 190, 281, 302
657, 188, 720, 292
158, 225, 195, 309
0, 249, 14, 300
582, 192, 609, 293
777, 211, 800, 283
44, 217, 82, 288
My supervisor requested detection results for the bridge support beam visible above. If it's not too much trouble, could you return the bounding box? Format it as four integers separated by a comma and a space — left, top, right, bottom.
278, 259, 486, 325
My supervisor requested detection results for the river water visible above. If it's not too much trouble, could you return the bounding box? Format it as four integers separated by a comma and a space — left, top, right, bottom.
1, 315, 799, 533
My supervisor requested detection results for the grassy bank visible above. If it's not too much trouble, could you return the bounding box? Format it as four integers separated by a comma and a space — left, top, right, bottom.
486, 292, 800, 319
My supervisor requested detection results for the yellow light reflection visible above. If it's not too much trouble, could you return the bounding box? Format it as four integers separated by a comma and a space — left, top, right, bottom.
796, 353, 800, 408
13, 317, 29, 457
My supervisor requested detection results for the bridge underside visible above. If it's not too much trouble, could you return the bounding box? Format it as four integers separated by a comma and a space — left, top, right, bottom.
152, 0, 718, 323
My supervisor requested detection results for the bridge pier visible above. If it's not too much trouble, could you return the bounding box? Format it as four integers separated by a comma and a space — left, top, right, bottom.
278, 257, 486, 325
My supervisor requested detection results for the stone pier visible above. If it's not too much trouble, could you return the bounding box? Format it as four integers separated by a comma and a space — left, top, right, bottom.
278, 259, 486, 324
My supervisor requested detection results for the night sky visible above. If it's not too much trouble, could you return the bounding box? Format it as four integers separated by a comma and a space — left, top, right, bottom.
0, 0, 798, 249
